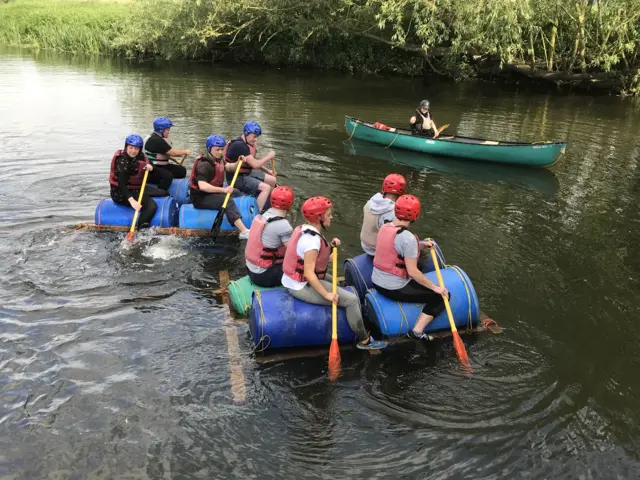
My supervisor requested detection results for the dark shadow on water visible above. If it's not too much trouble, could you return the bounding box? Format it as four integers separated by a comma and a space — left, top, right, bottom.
345, 139, 560, 197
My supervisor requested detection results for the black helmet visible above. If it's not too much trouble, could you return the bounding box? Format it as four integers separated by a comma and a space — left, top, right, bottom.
419, 99, 430, 109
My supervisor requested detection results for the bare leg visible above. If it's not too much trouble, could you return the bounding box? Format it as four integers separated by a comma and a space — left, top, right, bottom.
263, 173, 277, 187
256, 182, 271, 210
234, 218, 248, 233
413, 312, 435, 334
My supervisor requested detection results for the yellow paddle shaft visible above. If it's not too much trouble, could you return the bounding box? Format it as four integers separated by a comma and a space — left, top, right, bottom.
331, 247, 338, 340
128, 169, 150, 235
429, 248, 457, 333
222, 160, 243, 209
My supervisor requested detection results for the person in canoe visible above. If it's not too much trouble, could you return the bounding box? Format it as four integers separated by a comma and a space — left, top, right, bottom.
226, 121, 278, 187
223, 121, 273, 211
410, 100, 439, 138
372, 194, 448, 341
245, 186, 295, 287
189, 135, 250, 239
360, 173, 407, 256
144, 117, 192, 184
282, 196, 388, 350
110, 134, 167, 228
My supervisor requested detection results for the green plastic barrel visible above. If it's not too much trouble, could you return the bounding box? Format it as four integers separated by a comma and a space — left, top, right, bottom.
228, 275, 279, 316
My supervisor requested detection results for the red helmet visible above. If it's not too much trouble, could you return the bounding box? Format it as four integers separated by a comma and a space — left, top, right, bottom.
394, 194, 421, 221
382, 174, 407, 195
301, 196, 333, 223
270, 186, 294, 210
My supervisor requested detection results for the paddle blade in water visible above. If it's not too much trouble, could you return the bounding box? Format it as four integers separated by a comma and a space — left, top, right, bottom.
328, 338, 341, 382
125, 231, 135, 241
210, 210, 224, 238
452, 331, 471, 371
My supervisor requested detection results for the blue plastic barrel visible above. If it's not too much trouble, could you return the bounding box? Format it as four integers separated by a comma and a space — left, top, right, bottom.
344, 240, 446, 303
179, 196, 258, 230
248, 287, 359, 349
364, 266, 479, 337
94, 197, 179, 228
149, 178, 190, 205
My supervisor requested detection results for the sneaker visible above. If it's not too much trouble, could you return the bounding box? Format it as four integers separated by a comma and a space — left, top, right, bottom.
408, 330, 434, 341
238, 230, 250, 240
357, 337, 388, 350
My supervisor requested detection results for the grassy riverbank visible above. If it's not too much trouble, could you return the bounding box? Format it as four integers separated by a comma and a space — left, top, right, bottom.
0, 0, 127, 54
2, 0, 640, 95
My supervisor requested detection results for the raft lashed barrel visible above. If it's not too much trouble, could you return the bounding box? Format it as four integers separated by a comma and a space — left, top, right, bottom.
344, 240, 446, 303
249, 287, 358, 349
149, 178, 191, 205
179, 196, 258, 230
94, 197, 179, 228
365, 266, 479, 337
228, 275, 278, 316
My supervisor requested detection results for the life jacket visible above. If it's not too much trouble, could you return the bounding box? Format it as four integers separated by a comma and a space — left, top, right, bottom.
189, 154, 225, 191
414, 109, 432, 132
373, 223, 419, 279
245, 215, 288, 268
360, 199, 389, 250
144, 132, 170, 164
373, 122, 390, 131
282, 226, 331, 282
223, 137, 255, 175
109, 150, 148, 188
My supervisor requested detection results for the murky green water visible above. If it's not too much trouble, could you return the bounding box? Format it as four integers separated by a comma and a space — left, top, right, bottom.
1, 48, 639, 479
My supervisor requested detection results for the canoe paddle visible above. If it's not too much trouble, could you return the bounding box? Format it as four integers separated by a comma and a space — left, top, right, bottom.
125, 169, 150, 242
210, 159, 243, 241
437, 124, 450, 135
429, 248, 471, 371
171, 153, 189, 165
328, 246, 341, 381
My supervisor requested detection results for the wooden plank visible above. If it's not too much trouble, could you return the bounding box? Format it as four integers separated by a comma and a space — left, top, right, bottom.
219, 270, 247, 405
65, 223, 237, 238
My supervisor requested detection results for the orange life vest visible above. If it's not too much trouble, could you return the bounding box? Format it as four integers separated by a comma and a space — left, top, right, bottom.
282, 226, 331, 282
223, 137, 255, 175
244, 214, 288, 268
373, 223, 419, 279
109, 150, 148, 188
189, 154, 225, 192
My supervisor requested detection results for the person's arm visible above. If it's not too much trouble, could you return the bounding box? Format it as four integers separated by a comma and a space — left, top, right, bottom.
303, 250, 335, 302
196, 162, 230, 194
197, 181, 231, 194
167, 147, 192, 157
405, 257, 441, 291
257, 151, 276, 174
431, 119, 439, 137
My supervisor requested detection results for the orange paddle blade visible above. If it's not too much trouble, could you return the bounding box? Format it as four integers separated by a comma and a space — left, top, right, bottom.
452, 331, 471, 371
328, 338, 341, 382
125, 231, 134, 241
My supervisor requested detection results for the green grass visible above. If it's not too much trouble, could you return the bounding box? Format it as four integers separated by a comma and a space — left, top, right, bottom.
0, 0, 129, 54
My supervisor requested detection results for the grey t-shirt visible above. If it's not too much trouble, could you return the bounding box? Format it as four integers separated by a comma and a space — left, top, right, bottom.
246, 209, 293, 274
372, 229, 419, 289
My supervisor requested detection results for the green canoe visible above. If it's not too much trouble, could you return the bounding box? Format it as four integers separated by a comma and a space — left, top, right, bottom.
345, 116, 567, 168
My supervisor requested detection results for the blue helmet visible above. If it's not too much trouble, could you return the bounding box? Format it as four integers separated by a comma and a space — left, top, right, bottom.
125, 134, 144, 148
153, 117, 174, 133
206, 135, 226, 151
243, 121, 262, 137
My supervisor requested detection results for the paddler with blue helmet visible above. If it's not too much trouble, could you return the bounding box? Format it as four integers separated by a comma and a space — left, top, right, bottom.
109, 134, 168, 228
144, 116, 192, 184
189, 135, 250, 239
223, 121, 274, 211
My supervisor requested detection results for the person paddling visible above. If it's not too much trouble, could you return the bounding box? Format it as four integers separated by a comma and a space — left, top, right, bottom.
110, 134, 167, 229
144, 117, 192, 184
228, 120, 278, 187
245, 186, 295, 287
282, 196, 388, 350
360, 173, 407, 256
372, 194, 448, 340
410, 100, 439, 138
223, 121, 273, 210
189, 135, 250, 239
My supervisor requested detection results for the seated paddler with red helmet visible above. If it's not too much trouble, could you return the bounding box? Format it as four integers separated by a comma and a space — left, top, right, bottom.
360, 173, 407, 256
223, 121, 273, 211
110, 134, 168, 228
372, 194, 449, 341
244, 186, 295, 287
282, 196, 388, 350
190, 135, 250, 239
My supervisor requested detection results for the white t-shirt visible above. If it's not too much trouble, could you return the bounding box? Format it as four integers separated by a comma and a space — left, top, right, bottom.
281, 225, 322, 291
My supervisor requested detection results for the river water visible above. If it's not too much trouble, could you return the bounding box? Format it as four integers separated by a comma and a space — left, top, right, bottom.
1, 48, 639, 479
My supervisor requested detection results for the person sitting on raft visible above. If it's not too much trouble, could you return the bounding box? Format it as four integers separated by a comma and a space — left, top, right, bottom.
110, 134, 167, 229
409, 100, 439, 138
372, 194, 449, 341
228, 120, 277, 187
224, 121, 274, 210
282, 196, 388, 350
144, 116, 192, 184
189, 135, 250, 240
360, 173, 407, 257
245, 186, 295, 287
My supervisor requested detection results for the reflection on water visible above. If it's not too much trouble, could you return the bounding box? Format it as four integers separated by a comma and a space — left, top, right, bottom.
1, 46, 640, 478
